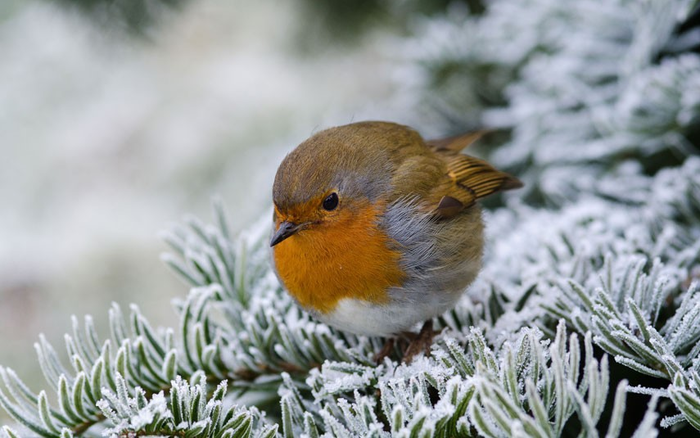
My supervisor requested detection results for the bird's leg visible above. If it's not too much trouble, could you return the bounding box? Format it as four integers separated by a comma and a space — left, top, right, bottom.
373, 338, 396, 364
373, 321, 439, 364
402, 320, 437, 363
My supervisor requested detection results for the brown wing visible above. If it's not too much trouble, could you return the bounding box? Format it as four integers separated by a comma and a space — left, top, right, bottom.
432, 154, 522, 219
387, 126, 521, 218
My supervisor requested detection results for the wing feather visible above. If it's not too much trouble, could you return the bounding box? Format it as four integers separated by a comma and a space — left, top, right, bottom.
431, 154, 522, 218
391, 128, 522, 219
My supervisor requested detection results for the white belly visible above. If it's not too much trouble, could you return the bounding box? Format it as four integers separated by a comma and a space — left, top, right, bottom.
319, 293, 461, 336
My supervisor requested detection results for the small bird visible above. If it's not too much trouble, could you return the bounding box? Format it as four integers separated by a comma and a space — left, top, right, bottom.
270, 121, 521, 342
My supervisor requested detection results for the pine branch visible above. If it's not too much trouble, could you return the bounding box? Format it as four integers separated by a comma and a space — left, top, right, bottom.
278, 322, 653, 437
96, 373, 277, 437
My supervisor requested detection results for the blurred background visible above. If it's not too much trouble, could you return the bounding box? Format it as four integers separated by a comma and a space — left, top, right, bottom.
0, 0, 449, 395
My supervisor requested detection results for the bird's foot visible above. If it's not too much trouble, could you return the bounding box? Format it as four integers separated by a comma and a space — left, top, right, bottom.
373, 338, 396, 364
372, 321, 440, 365
402, 320, 438, 363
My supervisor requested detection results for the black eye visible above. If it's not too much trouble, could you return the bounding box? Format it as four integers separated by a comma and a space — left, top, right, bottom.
322, 193, 339, 211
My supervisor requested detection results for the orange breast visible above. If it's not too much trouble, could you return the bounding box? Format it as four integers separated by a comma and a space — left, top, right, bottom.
272, 201, 405, 314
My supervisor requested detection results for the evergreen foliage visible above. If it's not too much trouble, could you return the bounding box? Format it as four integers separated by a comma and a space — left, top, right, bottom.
2, 0, 700, 436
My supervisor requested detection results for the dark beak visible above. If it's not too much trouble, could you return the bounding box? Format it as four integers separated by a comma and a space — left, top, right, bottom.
270, 221, 301, 247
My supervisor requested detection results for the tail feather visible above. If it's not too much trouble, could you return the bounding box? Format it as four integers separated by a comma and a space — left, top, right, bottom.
426, 130, 491, 152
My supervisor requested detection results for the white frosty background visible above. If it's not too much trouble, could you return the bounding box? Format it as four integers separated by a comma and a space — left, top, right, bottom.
0, 0, 397, 394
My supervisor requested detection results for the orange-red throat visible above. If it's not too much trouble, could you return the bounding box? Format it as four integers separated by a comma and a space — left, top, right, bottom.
272, 200, 405, 314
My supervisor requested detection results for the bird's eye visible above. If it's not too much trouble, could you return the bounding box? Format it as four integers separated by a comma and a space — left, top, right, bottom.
322, 192, 339, 211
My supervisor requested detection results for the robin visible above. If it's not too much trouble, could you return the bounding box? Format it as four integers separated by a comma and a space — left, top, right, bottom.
270, 121, 521, 348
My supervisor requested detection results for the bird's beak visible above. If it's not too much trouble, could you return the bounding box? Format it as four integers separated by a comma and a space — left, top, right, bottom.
270, 221, 302, 247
